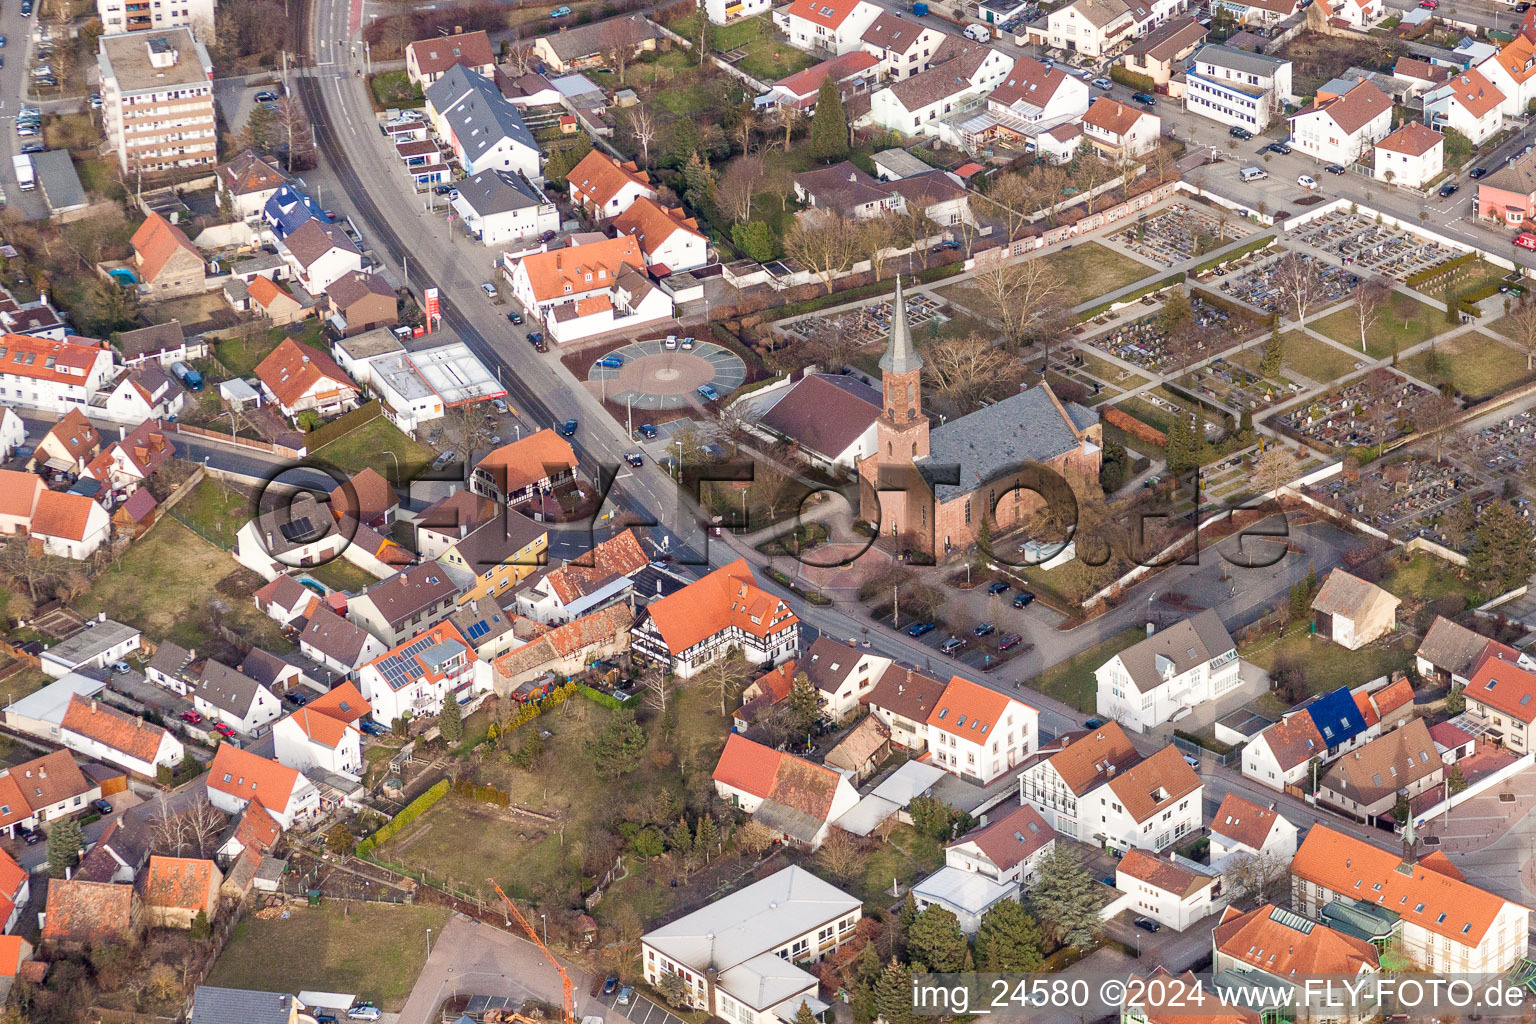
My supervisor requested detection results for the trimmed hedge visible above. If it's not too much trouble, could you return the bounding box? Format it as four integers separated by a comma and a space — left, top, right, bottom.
1191, 286, 1278, 327
356, 778, 450, 856
579, 684, 637, 709
1187, 234, 1275, 274
1109, 65, 1155, 93
1405, 251, 1475, 289
1076, 271, 1184, 321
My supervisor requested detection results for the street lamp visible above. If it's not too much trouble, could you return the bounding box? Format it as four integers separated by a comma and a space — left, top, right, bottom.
426, 928, 432, 958
540, 913, 547, 945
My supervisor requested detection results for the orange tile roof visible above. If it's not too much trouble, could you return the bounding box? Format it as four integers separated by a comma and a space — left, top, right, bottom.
255, 338, 356, 410
713, 732, 784, 799
42, 409, 101, 459
230, 801, 281, 854
1492, 34, 1536, 85
42, 878, 135, 947
247, 274, 295, 311
1257, 713, 1326, 770
1042, 721, 1140, 795
1127, 969, 1259, 1024
1291, 825, 1519, 947
573, 294, 612, 317
330, 467, 398, 524
711, 733, 842, 820
1375, 121, 1443, 156
1084, 97, 1151, 137
217, 151, 287, 196
612, 197, 704, 260
29, 490, 100, 543
0, 335, 109, 387
781, 0, 867, 30
1298, 79, 1392, 134
545, 529, 648, 604
287, 707, 349, 749
0, 776, 30, 832
1438, 68, 1505, 119
0, 469, 42, 519
207, 745, 303, 816
1105, 744, 1201, 823
62, 696, 170, 762
1369, 676, 1414, 718
640, 557, 799, 656
1352, 690, 1379, 728
0, 935, 29, 978
305, 681, 371, 725
1214, 903, 1380, 975
131, 212, 200, 284
1209, 792, 1282, 851
1465, 643, 1536, 724
142, 855, 217, 912
475, 428, 577, 496
927, 676, 1019, 737
0, 849, 25, 905
515, 235, 645, 304
3, 749, 93, 814
1118, 849, 1214, 898
567, 151, 654, 211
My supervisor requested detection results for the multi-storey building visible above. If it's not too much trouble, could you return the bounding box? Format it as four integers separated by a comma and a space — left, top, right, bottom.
98, 30, 217, 174
97, 0, 216, 38
1094, 609, 1239, 733
0, 334, 115, 414
1183, 44, 1292, 130
631, 558, 800, 678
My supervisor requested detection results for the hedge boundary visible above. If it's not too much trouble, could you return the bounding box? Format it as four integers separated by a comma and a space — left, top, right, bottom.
1187, 235, 1276, 276
579, 684, 637, 709
1076, 271, 1184, 322
1406, 251, 1475, 289
773, 263, 965, 321
356, 778, 450, 856
1110, 65, 1155, 92
1103, 404, 1168, 448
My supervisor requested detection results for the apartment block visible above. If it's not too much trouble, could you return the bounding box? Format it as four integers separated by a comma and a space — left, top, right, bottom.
97, 0, 216, 38
98, 30, 217, 174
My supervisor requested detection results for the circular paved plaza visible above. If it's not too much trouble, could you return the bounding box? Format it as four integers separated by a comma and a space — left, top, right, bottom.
584, 338, 747, 410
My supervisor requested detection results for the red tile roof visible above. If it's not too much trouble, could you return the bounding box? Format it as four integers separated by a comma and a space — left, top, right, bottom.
305, 681, 371, 725
1375, 121, 1443, 156
61, 696, 170, 762
713, 732, 784, 799
926, 676, 1018, 737
640, 558, 798, 655
408, 29, 494, 76
0, 335, 109, 388
131, 212, 200, 284
567, 151, 654, 213
1465, 643, 1536, 724
1214, 902, 1380, 974
1209, 792, 1282, 851
42, 879, 135, 947
781, 0, 868, 30
142, 855, 218, 913
956, 802, 1055, 871
475, 429, 578, 496
255, 338, 356, 410
207, 745, 302, 816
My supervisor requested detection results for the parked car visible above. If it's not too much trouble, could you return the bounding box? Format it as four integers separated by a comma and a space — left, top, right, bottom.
596, 354, 624, 369
559, 419, 578, 437
987, 581, 1010, 595
1296, 174, 1318, 190
1265, 141, 1292, 155
1518, 2, 1530, 11
696, 384, 720, 401
1228, 126, 1252, 139
624, 451, 644, 467
212, 722, 237, 739
1091, 77, 1113, 90
21, 830, 40, 845
603, 979, 618, 996
480, 281, 498, 298
1471, 167, 1490, 179
433, 184, 454, 195
998, 633, 1024, 651
1323, 164, 1346, 175
88, 93, 102, 110
347, 1005, 381, 1022
314, 1014, 338, 1024
972, 622, 996, 637
681, 336, 695, 350
179, 710, 204, 724
550, 5, 572, 14
1, 37, 8, 47
1130, 92, 1155, 106
1439, 183, 1459, 197
540, 229, 558, 242
91, 798, 113, 815
906, 621, 936, 637
664, 335, 678, 350
359, 720, 389, 736
254, 90, 279, 102
491, 398, 509, 415
1134, 917, 1162, 933
110, 660, 131, 674
930, 239, 961, 253
1183, 754, 1201, 770
638, 423, 658, 439
19, 143, 42, 154
506, 310, 524, 325
1012, 591, 1036, 608
939, 636, 965, 654
432, 450, 457, 471
527, 332, 547, 351
617, 988, 633, 1006
1418, 0, 1437, 8
284, 692, 309, 707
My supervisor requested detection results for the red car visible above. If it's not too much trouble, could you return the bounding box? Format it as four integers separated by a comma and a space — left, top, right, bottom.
179, 710, 203, 724
1418, 0, 1437, 8
212, 722, 237, 739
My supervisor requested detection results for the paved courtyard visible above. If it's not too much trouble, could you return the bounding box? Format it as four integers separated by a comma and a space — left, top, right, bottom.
585, 339, 748, 410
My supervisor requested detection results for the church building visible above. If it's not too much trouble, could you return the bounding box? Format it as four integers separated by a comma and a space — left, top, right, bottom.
856, 278, 1103, 559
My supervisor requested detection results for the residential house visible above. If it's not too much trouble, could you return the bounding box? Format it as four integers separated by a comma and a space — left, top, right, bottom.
324, 272, 397, 337
1317, 718, 1442, 825
1094, 609, 1240, 733
641, 866, 860, 1024
277, 218, 364, 295
1017, 721, 1140, 837
632, 557, 801, 678
450, 169, 559, 247
859, 12, 946, 80
298, 607, 387, 677
272, 705, 364, 779
1327, 0, 1383, 29
189, 988, 302, 1024
29, 490, 112, 559
773, 0, 883, 55
1121, 17, 1206, 86
1478, 146, 1536, 224
0, 407, 21, 462
1476, 33, 1536, 117
254, 338, 360, 419
233, 493, 406, 583
913, 802, 1056, 934
823, 715, 890, 782
612, 198, 709, 275
40, 619, 141, 679
59, 695, 185, 776
504, 235, 672, 343
438, 511, 548, 602
263, 183, 327, 240
1373, 122, 1444, 188
705, 0, 770, 24
130, 212, 206, 298
1394, 56, 1455, 100
41, 879, 140, 952
794, 161, 905, 220
1241, 713, 1325, 791
1082, 96, 1162, 158
863, 663, 946, 751
83, 418, 176, 495
1041, 0, 1136, 59
347, 561, 460, 647
530, 14, 661, 73
1116, 849, 1221, 931
470, 430, 579, 508
756, 373, 881, 471
565, 151, 657, 220
449, 598, 519, 661
248, 277, 309, 326
735, 660, 798, 732
192, 661, 283, 737
488, 604, 632, 697
30, 409, 100, 475
145, 641, 196, 694
215, 151, 288, 221
712, 734, 860, 849
206, 744, 319, 831
0, 469, 41, 538
404, 29, 495, 86
0, 334, 116, 415
1310, 569, 1400, 650
511, 528, 648, 624
794, 637, 893, 721
1205, 792, 1298, 871
1124, 970, 1259, 1024
0, 849, 28, 932
866, 41, 1014, 145
1289, 79, 1393, 165
926, 676, 1038, 785
1291, 824, 1529, 974
101, 363, 184, 423
411, 490, 501, 560
1184, 45, 1293, 130
356, 621, 482, 727
424, 66, 541, 180
1415, 615, 1489, 688
0, 749, 100, 839
253, 575, 321, 627
1424, 68, 1507, 145
1212, 904, 1381, 1022
495, 69, 562, 107
1354, 676, 1415, 736
117, 321, 201, 369
141, 855, 220, 928
241, 649, 304, 699
763, 50, 880, 115
112, 487, 159, 537
329, 467, 399, 530
306, 681, 372, 727
1462, 641, 1536, 752
1209, 0, 1298, 26
970, 56, 1091, 151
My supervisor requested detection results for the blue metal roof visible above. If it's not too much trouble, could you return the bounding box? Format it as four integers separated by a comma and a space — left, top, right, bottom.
262, 184, 325, 240
1304, 687, 1368, 748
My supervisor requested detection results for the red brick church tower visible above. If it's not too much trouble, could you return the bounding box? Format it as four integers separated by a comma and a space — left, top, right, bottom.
858, 278, 935, 549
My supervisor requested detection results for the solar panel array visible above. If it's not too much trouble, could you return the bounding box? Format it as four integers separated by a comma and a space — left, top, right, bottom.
377, 634, 440, 691
464, 619, 491, 640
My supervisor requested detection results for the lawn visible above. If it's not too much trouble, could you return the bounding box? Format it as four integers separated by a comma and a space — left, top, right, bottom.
1025, 627, 1146, 713
305, 557, 385, 593
1378, 553, 1483, 611
369, 69, 424, 110
1310, 292, 1445, 360
170, 476, 255, 550
75, 518, 292, 659
1230, 331, 1365, 386
1241, 625, 1416, 697
1401, 332, 1532, 399
206, 901, 450, 1010
309, 416, 436, 484
1042, 243, 1157, 307
213, 328, 285, 379
665, 14, 814, 80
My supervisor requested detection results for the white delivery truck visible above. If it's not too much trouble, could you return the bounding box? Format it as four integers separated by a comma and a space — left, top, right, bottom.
12, 154, 33, 191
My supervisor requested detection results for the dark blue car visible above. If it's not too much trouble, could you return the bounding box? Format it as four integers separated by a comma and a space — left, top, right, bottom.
559, 419, 578, 437
906, 621, 936, 637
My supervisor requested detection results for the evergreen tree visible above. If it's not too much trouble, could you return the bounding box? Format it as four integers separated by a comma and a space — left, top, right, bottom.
669, 819, 694, 856
1447, 763, 1468, 794
808, 76, 850, 161
439, 691, 463, 745
47, 819, 83, 878
1260, 326, 1283, 377
973, 900, 1044, 972
695, 813, 720, 853
1305, 560, 1317, 595
732, 221, 776, 262
1445, 683, 1465, 715
899, 891, 919, 930
1238, 405, 1253, 439
851, 943, 883, 1024
792, 1000, 818, 1024
670, 118, 701, 165
587, 710, 647, 778
682, 151, 716, 211
907, 906, 968, 972
191, 909, 211, 940
1027, 845, 1102, 949
1469, 500, 1536, 592
874, 959, 916, 1024
787, 672, 821, 737
1164, 414, 1193, 475
974, 515, 993, 565
1190, 405, 1208, 463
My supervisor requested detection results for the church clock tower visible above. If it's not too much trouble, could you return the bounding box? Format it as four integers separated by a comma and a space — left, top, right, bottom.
876, 276, 929, 462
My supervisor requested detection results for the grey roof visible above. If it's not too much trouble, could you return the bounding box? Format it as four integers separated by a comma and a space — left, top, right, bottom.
358, 560, 460, 628
1485, 146, 1536, 196
455, 168, 548, 216
146, 641, 195, 681
282, 217, 360, 268
872, 149, 931, 178
232, 252, 286, 276
117, 321, 185, 360
537, 13, 659, 63
31, 149, 87, 212
197, 660, 269, 716
753, 798, 824, 845
878, 277, 922, 375
918, 383, 1095, 502
1125, 17, 1206, 61
758, 373, 880, 461
299, 606, 376, 666
1192, 43, 1289, 77
1066, 0, 1131, 29
191, 987, 299, 1024
425, 66, 538, 163
1311, 569, 1399, 618
1108, 608, 1235, 694
240, 648, 294, 689
797, 636, 874, 695
44, 620, 141, 666
1416, 616, 1489, 679
448, 597, 516, 651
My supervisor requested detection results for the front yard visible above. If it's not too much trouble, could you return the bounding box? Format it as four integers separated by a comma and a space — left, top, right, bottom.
1025, 626, 1145, 713
309, 416, 436, 484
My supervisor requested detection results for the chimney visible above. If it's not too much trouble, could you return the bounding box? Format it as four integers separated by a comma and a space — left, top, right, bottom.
119, 426, 126, 441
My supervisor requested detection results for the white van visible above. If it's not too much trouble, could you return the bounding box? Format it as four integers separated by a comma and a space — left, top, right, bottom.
1240, 166, 1268, 182
964, 23, 991, 40
1297, 173, 1318, 190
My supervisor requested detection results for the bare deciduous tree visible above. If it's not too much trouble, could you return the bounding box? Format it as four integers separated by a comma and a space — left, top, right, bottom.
1253, 446, 1298, 497
504, 43, 537, 76
817, 828, 861, 879
772, 103, 804, 151
968, 256, 1067, 347
1352, 278, 1390, 353
1271, 253, 1320, 324
736, 819, 778, 855
642, 667, 671, 713
981, 172, 1036, 246
782, 213, 858, 294
1225, 850, 1291, 903
1417, 390, 1460, 461
859, 214, 900, 281
717, 154, 766, 223
624, 106, 657, 167
1505, 299, 1536, 370
923, 332, 1020, 414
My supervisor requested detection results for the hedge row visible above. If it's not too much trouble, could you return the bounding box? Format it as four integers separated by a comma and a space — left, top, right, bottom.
356, 778, 450, 856
1076, 271, 1184, 321
1103, 404, 1168, 448
1109, 64, 1155, 93
1405, 250, 1475, 289
450, 779, 512, 807
774, 263, 966, 320
579, 684, 637, 709
1187, 234, 1276, 275
1191, 286, 1278, 327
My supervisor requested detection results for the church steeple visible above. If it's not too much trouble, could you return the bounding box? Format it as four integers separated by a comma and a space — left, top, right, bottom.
876, 276, 929, 458
879, 276, 923, 376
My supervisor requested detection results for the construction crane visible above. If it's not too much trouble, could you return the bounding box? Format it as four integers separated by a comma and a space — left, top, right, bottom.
491, 880, 575, 1024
